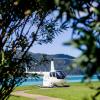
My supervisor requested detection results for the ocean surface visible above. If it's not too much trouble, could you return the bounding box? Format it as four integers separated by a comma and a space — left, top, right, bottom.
21, 75, 99, 86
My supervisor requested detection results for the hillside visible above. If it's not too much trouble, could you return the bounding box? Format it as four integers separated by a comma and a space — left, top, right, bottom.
26, 53, 84, 75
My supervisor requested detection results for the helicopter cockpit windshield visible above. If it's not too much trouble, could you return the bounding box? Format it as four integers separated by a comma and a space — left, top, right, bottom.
50, 71, 66, 79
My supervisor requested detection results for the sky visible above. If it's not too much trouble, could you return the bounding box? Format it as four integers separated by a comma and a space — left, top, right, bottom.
29, 28, 82, 57
27, 9, 87, 58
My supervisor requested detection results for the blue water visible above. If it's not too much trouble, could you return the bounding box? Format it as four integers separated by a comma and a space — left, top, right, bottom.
21, 75, 99, 86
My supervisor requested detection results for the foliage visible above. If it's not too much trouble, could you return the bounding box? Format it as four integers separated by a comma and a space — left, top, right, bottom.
0, 0, 67, 99
48, 0, 100, 77
55, 1, 100, 99
0, 0, 100, 99
53, 0, 100, 99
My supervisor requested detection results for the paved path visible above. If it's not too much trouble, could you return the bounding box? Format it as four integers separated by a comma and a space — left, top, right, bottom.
12, 91, 62, 100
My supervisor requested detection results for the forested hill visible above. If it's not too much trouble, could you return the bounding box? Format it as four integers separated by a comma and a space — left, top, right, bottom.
31, 53, 75, 60
27, 53, 84, 75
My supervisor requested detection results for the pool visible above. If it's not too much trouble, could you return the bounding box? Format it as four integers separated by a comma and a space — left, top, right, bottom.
21, 75, 99, 86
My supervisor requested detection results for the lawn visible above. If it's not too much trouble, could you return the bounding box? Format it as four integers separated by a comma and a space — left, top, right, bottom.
25, 82, 100, 100
10, 82, 100, 100
8, 86, 36, 100
9, 95, 33, 100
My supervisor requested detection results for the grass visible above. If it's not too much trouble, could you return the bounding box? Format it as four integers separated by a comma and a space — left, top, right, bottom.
8, 86, 37, 100
10, 82, 100, 100
25, 82, 100, 100
9, 95, 34, 100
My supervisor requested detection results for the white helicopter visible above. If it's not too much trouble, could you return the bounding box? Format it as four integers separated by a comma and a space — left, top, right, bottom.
26, 59, 66, 87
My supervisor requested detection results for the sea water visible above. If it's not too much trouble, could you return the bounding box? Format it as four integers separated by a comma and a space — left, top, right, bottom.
20, 75, 99, 86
